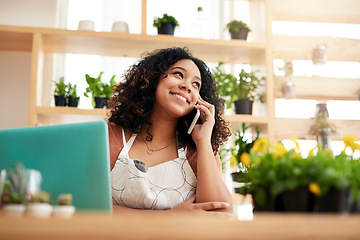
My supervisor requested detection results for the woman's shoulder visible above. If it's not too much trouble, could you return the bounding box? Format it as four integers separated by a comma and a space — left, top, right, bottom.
107, 122, 124, 170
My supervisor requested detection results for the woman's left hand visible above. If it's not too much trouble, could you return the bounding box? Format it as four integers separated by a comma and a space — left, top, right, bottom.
191, 97, 215, 144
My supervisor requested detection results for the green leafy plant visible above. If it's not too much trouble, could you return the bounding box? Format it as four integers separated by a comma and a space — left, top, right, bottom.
231, 123, 261, 172
84, 72, 116, 98
67, 83, 78, 100
237, 136, 360, 207
53, 77, 67, 97
1, 162, 28, 204
225, 20, 251, 33
153, 13, 180, 28
212, 62, 265, 109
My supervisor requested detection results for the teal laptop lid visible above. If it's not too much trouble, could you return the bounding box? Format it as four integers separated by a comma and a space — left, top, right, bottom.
0, 121, 112, 213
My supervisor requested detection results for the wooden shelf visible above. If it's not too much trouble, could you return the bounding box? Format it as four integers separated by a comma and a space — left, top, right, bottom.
273, 35, 360, 62
272, 0, 360, 24
0, 25, 267, 64
275, 76, 360, 101
35, 107, 108, 126
274, 118, 360, 141
35, 106, 108, 116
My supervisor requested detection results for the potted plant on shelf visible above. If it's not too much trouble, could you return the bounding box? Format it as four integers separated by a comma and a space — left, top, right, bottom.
27, 191, 53, 218
153, 13, 179, 35
53, 193, 75, 218
212, 62, 265, 114
0, 162, 28, 217
67, 83, 79, 107
226, 20, 251, 40
84, 72, 117, 108
309, 112, 337, 150
53, 77, 67, 106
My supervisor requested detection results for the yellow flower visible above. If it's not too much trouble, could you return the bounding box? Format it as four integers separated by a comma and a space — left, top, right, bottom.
272, 142, 287, 158
308, 146, 317, 157
308, 183, 321, 195
240, 152, 251, 168
290, 136, 300, 150
229, 156, 238, 167
343, 135, 358, 151
251, 137, 269, 154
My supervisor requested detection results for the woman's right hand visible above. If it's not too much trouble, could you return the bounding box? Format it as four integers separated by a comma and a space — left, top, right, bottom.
170, 195, 232, 216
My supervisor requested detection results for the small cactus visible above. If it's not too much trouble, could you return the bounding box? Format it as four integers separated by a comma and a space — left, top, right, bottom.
57, 194, 73, 205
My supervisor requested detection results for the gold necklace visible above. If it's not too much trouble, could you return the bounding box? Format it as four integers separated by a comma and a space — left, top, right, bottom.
141, 133, 171, 155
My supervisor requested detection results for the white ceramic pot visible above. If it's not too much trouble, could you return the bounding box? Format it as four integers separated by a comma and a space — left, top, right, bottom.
27, 203, 53, 218
2, 204, 26, 217
53, 205, 76, 218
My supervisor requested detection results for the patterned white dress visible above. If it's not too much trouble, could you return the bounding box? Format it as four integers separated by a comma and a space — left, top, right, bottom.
111, 128, 197, 210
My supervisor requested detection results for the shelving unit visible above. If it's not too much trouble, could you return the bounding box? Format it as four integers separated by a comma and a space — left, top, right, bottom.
271, 0, 360, 141
0, 0, 275, 141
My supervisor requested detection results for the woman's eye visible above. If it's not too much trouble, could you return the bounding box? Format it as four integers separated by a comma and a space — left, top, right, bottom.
174, 72, 183, 78
193, 82, 201, 88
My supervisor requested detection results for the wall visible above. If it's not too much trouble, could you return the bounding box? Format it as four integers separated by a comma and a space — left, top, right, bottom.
0, 0, 60, 129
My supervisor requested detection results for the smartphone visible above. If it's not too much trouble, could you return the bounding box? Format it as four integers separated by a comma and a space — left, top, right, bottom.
187, 108, 200, 134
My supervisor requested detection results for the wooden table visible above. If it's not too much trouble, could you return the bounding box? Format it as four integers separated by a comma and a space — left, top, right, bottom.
1, 212, 359, 240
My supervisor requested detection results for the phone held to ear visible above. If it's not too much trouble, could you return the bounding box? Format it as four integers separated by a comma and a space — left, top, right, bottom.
187, 109, 200, 134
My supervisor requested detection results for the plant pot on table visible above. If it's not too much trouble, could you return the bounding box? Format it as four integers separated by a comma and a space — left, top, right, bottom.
281, 187, 316, 212
316, 187, 353, 213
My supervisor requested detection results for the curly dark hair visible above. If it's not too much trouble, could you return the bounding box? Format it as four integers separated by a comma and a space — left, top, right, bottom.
107, 47, 231, 152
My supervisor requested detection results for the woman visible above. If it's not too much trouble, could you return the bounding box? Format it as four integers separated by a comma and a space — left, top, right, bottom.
107, 47, 232, 214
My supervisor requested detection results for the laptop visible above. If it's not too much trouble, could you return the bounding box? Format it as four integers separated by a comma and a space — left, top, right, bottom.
0, 121, 112, 213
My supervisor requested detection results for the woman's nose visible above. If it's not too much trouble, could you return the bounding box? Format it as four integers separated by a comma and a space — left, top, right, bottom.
179, 83, 191, 93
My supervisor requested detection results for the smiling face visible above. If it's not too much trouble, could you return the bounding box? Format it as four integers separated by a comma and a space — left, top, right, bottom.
154, 59, 202, 118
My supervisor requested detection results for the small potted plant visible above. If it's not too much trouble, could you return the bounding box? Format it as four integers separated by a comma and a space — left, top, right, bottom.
53, 193, 75, 218
84, 72, 116, 108
310, 112, 337, 150
212, 62, 265, 114
53, 77, 67, 106
153, 13, 179, 35
225, 20, 251, 40
0, 162, 28, 217
67, 83, 79, 107
27, 191, 53, 218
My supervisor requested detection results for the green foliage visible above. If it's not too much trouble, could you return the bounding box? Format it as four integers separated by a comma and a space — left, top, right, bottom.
238, 139, 360, 206
212, 62, 265, 109
231, 124, 261, 171
53, 77, 67, 97
84, 72, 117, 98
1, 162, 28, 204
67, 83, 78, 100
153, 13, 180, 28
226, 20, 251, 33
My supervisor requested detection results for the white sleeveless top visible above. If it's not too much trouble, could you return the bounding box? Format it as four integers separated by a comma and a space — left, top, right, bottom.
110, 129, 197, 210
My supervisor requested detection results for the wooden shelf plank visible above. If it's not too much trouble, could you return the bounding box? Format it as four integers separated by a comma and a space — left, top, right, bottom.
274, 118, 360, 141
275, 76, 360, 101
35, 106, 108, 116
0, 30, 33, 52
0, 25, 267, 64
272, 0, 360, 24
272, 35, 360, 62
